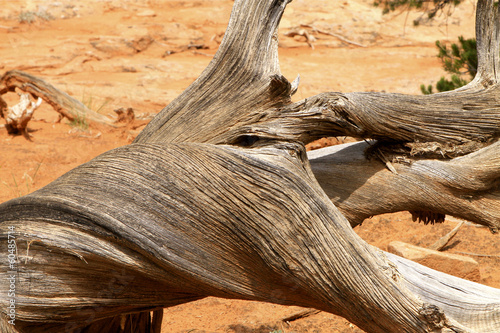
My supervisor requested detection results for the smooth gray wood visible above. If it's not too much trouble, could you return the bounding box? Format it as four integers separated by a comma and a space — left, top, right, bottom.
308, 141, 500, 231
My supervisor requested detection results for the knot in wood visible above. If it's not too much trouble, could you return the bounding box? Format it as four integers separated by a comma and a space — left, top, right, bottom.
418, 303, 466, 332
327, 95, 346, 109
419, 304, 445, 328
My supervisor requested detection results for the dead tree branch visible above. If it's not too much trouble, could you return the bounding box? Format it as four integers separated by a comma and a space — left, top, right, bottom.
1, 0, 499, 332
0, 70, 115, 127
134, 0, 292, 144
1, 142, 489, 333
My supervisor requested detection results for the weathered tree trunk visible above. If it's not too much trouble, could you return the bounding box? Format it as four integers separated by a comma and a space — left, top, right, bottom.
133, 0, 500, 231
1, 0, 500, 332
3, 142, 495, 333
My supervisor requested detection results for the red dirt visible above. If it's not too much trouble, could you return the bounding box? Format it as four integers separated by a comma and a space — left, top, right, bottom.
1, 1, 498, 332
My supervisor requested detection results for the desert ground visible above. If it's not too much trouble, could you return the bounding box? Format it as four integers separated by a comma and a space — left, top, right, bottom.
1, 0, 498, 332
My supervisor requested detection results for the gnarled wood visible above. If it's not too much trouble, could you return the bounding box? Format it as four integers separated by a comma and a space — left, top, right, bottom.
134, 0, 293, 145
308, 140, 500, 232
232, 88, 500, 145
133, 0, 500, 233
0, 70, 115, 127
135, 0, 500, 149
1, 0, 500, 332
0, 142, 484, 333
222, 0, 500, 147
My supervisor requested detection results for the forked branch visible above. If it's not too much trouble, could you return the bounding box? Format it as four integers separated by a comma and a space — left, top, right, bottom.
137, 0, 500, 149
1, 0, 500, 332
134, 0, 293, 144
226, 0, 500, 146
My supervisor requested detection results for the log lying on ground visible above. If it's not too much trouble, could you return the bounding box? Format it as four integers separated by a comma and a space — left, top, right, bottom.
307, 140, 500, 231
134, 0, 500, 233
133, 0, 500, 329
1, 142, 498, 333
1, 0, 500, 332
0, 70, 115, 126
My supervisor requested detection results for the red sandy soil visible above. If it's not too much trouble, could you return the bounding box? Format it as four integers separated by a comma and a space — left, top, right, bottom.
1, 1, 498, 332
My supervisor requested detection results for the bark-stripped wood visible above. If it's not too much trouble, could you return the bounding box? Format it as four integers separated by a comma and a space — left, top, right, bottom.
1, 0, 500, 332
0, 70, 115, 126
136, 1, 500, 148
134, 0, 293, 144
2, 142, 494, 333
308, 140, 500, 232
1, 92, 42, 135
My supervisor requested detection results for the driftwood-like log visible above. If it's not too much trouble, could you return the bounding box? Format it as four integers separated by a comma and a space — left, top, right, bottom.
1, 142, 499, 332
0, 70, 114, 126
134, 0, 500, 231
2, 142, 497, 333
1, 0, 500, 332
308, 140, 500, 231
136, 0, 500, 148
